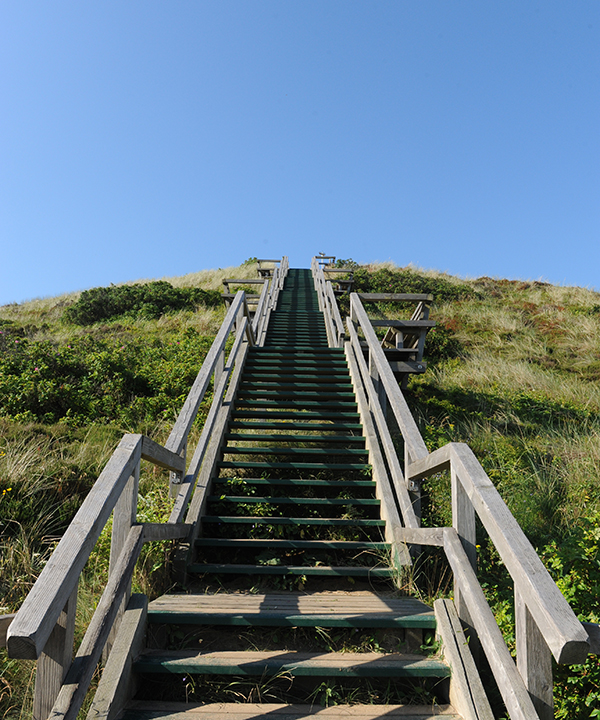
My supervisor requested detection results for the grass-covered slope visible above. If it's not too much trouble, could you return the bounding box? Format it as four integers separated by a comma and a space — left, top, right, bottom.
1, 259, 599, 717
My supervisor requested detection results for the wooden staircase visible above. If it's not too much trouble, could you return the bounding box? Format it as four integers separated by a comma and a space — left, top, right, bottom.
7, 257, 591, 720
117, 270, 463, 719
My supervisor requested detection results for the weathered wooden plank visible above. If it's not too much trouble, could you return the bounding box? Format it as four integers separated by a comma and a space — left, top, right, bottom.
169, 322, 249, 524
450, 442, 589, 664
407, 446, 451, 481
86, 594, 148, 720
141, 436, 186, 473
515, 588, 553, 720
135, 649, 450, 677
398, 527, 445, 546
165, 292, 246, 457
0, 614, 14, 648
358, 294, 433, 302
7, 434, 142, 660
348, 297, 429, 464
451, 464, 476, 627
123, 702, 460, 720
434, 599, 494, 720
345, 331, 419, 530
50, 525, 145, 720
369, 320, 436, 328
141, 523, 192, 542
443, 528, 539, 720
122, 702, 460, 719
33, 587, 77, 720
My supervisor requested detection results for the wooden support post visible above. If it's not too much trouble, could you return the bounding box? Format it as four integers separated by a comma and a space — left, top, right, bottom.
105, 461, 140, 659
451, 465, 478, 651
33, 586, 77, 720
168, 442, 186, 499
515, 588, 554, 720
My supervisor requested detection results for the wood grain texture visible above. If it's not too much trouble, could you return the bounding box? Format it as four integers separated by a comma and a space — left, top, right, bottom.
86, 594, 148, 720
123, 702, 461, 719
443, 528, 539, 720
165, 291, 246, 457
450, 442, 589, 664
141, 436, 186, 473
348, 296, 428, 463
434, 598, 493, 720
345, 331, 418, 530
7, 434, 142, 660
33, 587, 77, 720
515, 588, 553, 720
50, 525, 145, 720
358, 293, 433, 302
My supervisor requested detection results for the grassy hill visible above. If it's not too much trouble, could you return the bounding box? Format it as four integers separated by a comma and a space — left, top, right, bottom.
1, 259, 600, 717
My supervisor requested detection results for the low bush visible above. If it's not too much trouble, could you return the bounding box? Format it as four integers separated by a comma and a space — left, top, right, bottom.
64, 281, 221, 325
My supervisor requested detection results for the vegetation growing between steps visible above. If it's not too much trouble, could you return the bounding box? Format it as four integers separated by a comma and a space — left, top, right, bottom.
2, 259, 600, 717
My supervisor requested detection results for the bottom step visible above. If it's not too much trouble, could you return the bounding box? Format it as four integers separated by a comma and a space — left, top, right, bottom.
122, 702, 461, 720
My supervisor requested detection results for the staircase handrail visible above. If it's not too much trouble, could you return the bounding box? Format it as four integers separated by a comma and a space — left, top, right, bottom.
348, 289, 590, 718
310, 256, 344, 347
349, 292, 429, 465
6, 283, 261, 719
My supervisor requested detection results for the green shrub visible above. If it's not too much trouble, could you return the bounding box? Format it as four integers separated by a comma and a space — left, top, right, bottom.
0, 329, 213, 425
64, 281, 221, 325
353, 267, 476, 303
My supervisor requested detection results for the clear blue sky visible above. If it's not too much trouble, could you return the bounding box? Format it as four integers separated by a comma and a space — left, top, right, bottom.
1, 1, 598, 305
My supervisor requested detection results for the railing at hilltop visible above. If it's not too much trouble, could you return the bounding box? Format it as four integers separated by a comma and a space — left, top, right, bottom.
313, 256, 591, 720
5, 258, 289, 720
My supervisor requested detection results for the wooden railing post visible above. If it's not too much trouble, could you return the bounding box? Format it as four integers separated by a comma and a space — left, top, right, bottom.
451, 466, 477, 637
515, 588, 554, 720
168, 442, 186, 499
33, 585, 77, 720
105, 459, 140, 657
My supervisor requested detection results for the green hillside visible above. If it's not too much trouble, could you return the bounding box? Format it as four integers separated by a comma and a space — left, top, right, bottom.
1, 259, 600, 717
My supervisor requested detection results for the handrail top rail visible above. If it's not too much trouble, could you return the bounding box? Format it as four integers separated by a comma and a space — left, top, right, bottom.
349, 294, 429, 462
256, 258, 280, 264
222, 278, 267, 284
323, 267, 355, 273
408, 442, 589, 664
358, 292, 433, 302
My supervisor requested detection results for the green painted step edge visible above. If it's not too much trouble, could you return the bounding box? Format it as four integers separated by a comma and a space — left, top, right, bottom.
133, 653, 449, 678
195, 538, 388, 549
213, 477, 376, 487
223, 448, 369, 457
225, 434, 365, 444
232, 411, 360, 420
207, 496, 380, 506
228, 422, 363, 430
218, 461, 370, 470
201, 516, 384, 526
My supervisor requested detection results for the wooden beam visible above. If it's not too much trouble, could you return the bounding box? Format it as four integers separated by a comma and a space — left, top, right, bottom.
348, 297, 429, 463
434, 598, 494, 720
85, 594, 148, 720
49, 526, 145, 720
141, 436, 186, 473
450, 442, 589, 664
141, 523, 192, 542
407, 445, 452, 480
165, 292, 246, 457
443, 528, 539, 720
358, 293, 433, 302
369, 320, 436, 329
7, 434, 142, 660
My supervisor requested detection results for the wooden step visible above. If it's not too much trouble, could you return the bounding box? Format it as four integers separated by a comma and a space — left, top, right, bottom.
147, 592, 435, 628
228, 421, 363, 431
217, 461, 370, 471
134, 650, 450, 678
201, 516, 384, 527
121, 702, 462, 720
186, 564, 395, 578
207, 496, 379, 507
195, 539, 388, 551
212, 477, 375, 488
222, 447, 369, 457
225, 433, 365, 444
232, 411, 361, 420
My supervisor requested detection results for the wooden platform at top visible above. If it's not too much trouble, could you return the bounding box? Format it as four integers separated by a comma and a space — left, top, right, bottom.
147, 591, 436, 628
